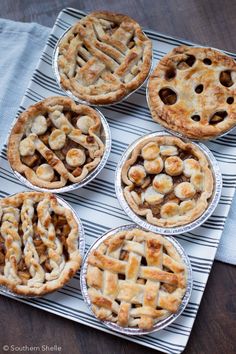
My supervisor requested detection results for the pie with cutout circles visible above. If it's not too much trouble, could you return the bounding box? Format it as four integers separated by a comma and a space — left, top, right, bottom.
148, 45, 236, 139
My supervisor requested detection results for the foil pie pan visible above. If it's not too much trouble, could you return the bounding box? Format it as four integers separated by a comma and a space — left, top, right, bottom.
52, 25, 153, 107
8, 105, 111, 194
115, 131, 222, 235
0, 192, 85, 299
146, 45, 236, 141
80, 223, 193, 336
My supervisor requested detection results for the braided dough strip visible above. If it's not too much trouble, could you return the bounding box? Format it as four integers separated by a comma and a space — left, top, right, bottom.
0, 207, 22, 283
21, 199, 45, 287
37, 197, 66, 281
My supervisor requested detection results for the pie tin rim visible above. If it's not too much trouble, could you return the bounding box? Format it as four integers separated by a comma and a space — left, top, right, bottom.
80, 223, 193, 336
0, 192, 85, 299
52, 24, 153, 107
145, 45, 236, 141
8, 106, 111, 194
115, 131, 222, 235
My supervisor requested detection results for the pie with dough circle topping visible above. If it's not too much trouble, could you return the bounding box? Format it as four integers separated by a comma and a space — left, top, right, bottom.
8, 96, 105, 190
121, 135, 214, 227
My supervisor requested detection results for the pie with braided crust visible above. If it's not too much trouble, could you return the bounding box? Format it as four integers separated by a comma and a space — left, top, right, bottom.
86, 228, 187, 330
0, 192, 81, 296
148, 45, 236, 139
57, 11, 152, 105
121, 135, 214, 227
8, 96, 105, 190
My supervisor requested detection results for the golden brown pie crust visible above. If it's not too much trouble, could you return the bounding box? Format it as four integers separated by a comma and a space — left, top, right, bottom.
0, 192, 81, 296
8, 96, 104, 189
121, 135, 214, 227
148, 45, 236, 139
57, 11, 152, 105
86, 228, 187, 329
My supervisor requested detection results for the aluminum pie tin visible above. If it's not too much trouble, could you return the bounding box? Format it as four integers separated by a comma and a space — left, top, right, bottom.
146, 45, 236, 141
80, 223, 193, 336
115, 131, 222, 235
0, 192, 85, 299
9, 106, 111, 194
52, 25, 153, 107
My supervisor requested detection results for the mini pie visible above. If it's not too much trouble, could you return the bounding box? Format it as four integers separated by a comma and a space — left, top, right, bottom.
86, 228, 187, 330
121, 135, 214, 227
148, 45, 236, 139
0, 192, 81, 296
8, 96, 105, 189
57, 11, 152, 105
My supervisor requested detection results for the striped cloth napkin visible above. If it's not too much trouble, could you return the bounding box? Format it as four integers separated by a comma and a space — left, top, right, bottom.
0, 18, 235, 265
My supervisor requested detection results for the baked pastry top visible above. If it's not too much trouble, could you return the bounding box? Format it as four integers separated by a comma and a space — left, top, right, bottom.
0, 192, 81, 296
148, 45, 236, 139
57, 11, 152, 105
8, 96, 104, 189
121, 135, 214, 227
86, 228, 187, 330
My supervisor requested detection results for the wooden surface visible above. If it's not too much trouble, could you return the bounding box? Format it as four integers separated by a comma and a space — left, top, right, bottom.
0, 1, 236, 353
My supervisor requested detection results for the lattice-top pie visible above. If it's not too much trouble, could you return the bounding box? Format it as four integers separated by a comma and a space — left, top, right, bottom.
148, 45, 236, 139
0, 192, 81, 296
8, 96, 105, 190
86, 228, 187, 330
57, 11, 152, 105
121, 135, 214, 227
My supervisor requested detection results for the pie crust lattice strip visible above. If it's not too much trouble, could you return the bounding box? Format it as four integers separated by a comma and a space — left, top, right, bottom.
0, 192, 82, 296
56, 11, 152, 105
85, 228, 188, 330
8, 96, 105, 190
121, 135, 214, 227
148, 45, 236, 139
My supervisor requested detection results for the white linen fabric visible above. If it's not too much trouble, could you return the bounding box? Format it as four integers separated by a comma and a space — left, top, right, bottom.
0, 9, 236, 354
0, 19, 50, 143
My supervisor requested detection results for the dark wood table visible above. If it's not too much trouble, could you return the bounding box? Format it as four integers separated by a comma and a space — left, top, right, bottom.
1, 1, 236, 353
